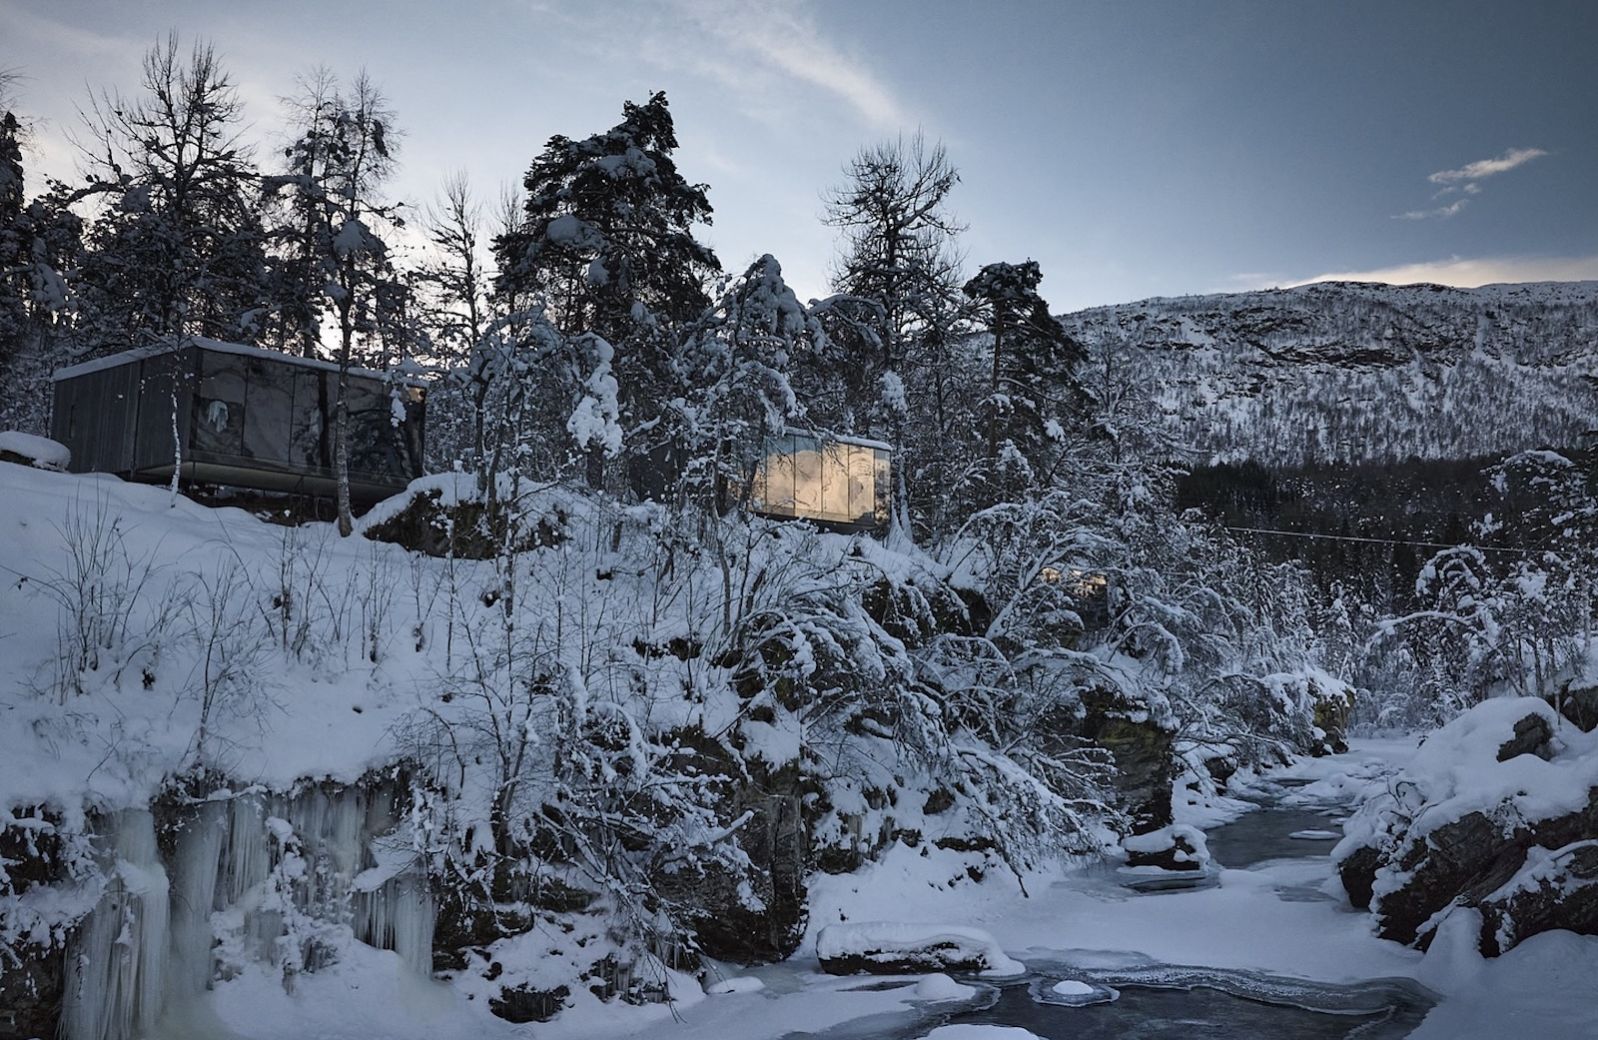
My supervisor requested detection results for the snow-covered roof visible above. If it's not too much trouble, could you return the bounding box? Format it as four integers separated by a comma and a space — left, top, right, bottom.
52, 337, 426, 387
786, 427, 893, 452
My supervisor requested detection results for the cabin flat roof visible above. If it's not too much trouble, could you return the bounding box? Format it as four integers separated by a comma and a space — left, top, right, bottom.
52, 337, 426, 387
784, 427, 893, 452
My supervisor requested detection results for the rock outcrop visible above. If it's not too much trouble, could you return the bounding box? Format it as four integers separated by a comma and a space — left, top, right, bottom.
1334, 698, 1598, 956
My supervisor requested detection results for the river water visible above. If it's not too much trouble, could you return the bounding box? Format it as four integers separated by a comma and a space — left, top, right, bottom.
826, 781, 1434, 1040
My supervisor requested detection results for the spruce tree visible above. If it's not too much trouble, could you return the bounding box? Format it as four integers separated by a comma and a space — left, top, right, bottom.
963, 259, 1087, 496
493, 91, 719, 487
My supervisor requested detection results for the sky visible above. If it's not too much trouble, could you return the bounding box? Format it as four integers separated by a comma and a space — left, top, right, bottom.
2, 0, 1595, 312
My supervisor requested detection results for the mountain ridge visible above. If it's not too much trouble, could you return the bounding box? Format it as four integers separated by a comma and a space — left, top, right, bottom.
1055, 279, 1598, 466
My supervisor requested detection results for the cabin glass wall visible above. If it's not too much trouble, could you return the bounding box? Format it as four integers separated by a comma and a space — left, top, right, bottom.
242, 356, 294, 464
345, 378, 393, 479
752, 432, 890, 528
193, 351, 246, 457
754, 433, 799, 517
289, 370, 333, 473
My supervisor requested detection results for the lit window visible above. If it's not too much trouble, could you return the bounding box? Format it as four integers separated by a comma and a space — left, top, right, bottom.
751, 430, 891, 529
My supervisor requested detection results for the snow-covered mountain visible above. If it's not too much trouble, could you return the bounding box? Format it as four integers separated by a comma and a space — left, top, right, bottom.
1058, 281, 1598, 466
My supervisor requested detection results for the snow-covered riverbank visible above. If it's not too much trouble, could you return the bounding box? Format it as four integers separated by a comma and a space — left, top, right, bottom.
564, 740, 1598, 1040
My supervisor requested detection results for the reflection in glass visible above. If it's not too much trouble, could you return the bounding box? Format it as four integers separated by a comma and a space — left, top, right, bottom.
194, 352, 246, 456
290, 370, 332, 472
750, 430, 890, 529
243, 357, 293, 462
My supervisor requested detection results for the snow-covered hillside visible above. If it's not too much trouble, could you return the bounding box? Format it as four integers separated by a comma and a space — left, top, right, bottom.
1058, 281, 1598, 466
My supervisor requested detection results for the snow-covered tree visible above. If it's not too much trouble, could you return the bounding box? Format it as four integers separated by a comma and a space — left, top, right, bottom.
672, 254, 821, 513
73, 35, 268, 350
0, 75, 81, 435
493, 92, 720, 490
821, 134, 963, 432
265, 70, 410, 535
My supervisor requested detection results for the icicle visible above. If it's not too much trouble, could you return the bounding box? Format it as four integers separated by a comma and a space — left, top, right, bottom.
220, 794, 274, 907
62, 778, 439, 1039
60, 810, 172, 1040
167, 800, 226, 999
355, 874, 436, 977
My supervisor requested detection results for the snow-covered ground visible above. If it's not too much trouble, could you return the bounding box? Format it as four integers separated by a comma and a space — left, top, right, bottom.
3, 461, 1594, 1040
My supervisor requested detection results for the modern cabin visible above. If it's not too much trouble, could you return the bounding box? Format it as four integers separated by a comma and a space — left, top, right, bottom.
748, 429, 891, 532
50, 339, 425, 505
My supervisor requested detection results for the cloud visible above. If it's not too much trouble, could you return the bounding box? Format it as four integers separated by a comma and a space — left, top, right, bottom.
1283, 254, 1598, 288
1427, 146, 1548, 185
1393, 145, 1548, 219
1395, 197, 1470, 221
0, 1, 144, 60
669, 0, 908, 129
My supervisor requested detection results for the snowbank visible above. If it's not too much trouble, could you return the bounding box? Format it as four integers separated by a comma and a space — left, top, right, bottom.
0, 430, 70, 470
817, 922, 1025, 977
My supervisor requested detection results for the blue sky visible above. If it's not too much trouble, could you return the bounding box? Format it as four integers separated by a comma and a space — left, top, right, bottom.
4, 0, 1595, 311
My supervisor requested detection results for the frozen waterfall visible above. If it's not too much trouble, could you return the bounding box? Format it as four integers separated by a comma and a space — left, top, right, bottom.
60, 779, 435, 1040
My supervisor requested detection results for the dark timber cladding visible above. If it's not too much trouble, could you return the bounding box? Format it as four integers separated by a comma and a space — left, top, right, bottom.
49, 339, 425, 504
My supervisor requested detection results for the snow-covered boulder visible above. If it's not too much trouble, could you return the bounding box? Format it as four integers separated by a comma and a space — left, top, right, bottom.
360, 472, 571, 558
0, 431, 69, 472
816, 922, 1025, 977
1122, 823, 1210, 871
1333, 697, 1598, 953
911, 972, 977, 1001
1031, 976, 1120, 1007
1473, 840, 1598, 957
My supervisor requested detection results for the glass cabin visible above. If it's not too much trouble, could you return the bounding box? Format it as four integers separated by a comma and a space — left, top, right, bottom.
749, 429, 891, 531
50, 339, 425, 505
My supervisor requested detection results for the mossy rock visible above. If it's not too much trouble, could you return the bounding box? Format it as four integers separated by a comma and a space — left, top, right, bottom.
1311, 683, 1356, 756
1070, 686, 1176, 833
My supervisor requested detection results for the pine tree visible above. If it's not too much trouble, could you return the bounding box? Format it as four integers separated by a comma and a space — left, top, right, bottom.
962, 259, 1087, 498
0, 100, 27, 358
493, 91, 719, 488
0, 76, 81, 435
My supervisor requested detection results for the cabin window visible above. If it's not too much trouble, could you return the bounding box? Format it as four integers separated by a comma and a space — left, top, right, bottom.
194, 352, 246, 456
751, 431, 891, 529
243, 356, 294, 462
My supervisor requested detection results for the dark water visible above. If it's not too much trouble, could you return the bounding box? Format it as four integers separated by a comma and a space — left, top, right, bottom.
820, 971, 1433, 1040
818, 781, 1432, 1040
1204, 805, 1346, 869
949, 977, 1429, 1039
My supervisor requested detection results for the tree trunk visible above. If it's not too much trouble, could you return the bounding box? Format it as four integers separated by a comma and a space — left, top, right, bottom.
335, 363, 353, 536
987, 312, 1005, 459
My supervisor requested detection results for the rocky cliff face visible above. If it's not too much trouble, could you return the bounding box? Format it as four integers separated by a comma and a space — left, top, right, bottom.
1058, 281, 1598, 466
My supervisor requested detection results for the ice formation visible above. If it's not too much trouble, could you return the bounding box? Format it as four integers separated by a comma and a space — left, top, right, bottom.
59, 780, 434, 1040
